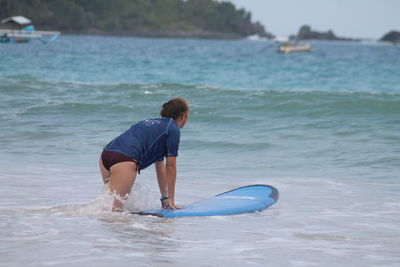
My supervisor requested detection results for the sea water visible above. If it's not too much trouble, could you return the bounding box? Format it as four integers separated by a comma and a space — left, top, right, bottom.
0, 36, 399, 266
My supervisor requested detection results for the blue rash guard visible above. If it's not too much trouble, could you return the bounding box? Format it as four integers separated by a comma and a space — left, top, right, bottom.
103, 117, 180, 170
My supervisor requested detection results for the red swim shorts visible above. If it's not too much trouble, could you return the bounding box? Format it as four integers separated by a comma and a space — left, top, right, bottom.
101, 150, 137, 171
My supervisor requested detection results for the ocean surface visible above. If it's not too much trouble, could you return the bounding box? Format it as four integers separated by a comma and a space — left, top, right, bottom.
1, 36, 399, 266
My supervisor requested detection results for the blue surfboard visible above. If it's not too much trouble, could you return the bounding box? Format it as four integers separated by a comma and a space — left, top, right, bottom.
135, 184, 279, 218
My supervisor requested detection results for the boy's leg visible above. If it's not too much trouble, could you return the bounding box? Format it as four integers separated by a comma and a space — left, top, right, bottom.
99, 156, 110, 184
108, 161, 138, 212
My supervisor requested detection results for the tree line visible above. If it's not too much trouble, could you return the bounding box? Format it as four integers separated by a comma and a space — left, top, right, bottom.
0, 0, 270, 38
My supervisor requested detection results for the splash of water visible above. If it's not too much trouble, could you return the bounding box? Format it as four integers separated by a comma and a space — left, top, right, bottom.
23, 182, 159, 217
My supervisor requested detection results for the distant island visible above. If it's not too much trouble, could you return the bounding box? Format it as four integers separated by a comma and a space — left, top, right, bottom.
0, 0, 273, 39
291, 25, 359, 42
289, 25, 400, 44
380, 31, 400, 43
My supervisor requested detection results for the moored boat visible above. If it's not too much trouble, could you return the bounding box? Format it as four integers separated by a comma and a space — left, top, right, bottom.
0, 15, 60, 43
278, 42, 312, 53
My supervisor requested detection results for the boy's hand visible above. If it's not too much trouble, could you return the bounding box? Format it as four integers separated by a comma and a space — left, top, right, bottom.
168, 199, 183, 210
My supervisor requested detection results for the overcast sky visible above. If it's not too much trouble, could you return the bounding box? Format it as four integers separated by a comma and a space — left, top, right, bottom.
225, 0, 400, 39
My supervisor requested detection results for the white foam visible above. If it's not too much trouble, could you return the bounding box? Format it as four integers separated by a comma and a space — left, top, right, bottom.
21, 181, 159, 217
125, 182, 158, 211
130, 222, 151, 230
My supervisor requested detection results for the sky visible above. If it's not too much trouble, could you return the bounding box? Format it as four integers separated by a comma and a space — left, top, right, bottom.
225, 0, 400, 39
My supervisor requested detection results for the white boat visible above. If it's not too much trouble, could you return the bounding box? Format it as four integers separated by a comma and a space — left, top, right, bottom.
274, 36, 289, 43
0, 16, 60, 43
246, 34, 268, 41
278, 42, 312, 53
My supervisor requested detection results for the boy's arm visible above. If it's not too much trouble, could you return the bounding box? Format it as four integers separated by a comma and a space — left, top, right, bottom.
155, 160, 169, 208
165, 156, 182, 209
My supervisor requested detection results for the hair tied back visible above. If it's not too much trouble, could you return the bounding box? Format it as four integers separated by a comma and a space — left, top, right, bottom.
160, 98, 189, 120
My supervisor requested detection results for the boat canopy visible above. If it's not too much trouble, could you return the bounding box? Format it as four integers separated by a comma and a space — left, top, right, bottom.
1, 16, 32, 25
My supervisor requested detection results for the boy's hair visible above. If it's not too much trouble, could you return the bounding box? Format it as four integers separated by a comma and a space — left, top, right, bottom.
160, 98, 189, 120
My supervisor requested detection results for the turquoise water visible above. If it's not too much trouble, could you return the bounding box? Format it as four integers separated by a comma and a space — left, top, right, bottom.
1, 36, 400, 266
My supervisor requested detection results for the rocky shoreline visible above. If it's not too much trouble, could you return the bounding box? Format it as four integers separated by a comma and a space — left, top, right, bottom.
48, 25, 399, 43
60, 29, 248, 39
58, 23, 275, 40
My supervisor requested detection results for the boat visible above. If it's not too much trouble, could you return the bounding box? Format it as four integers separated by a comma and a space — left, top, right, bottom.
246, 34, 268, 41
0, 15, 60, 43
278, 42, 312, 53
